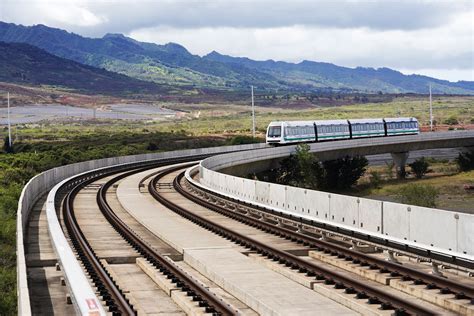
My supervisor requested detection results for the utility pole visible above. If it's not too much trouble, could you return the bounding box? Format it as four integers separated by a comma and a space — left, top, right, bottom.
251, 85, 255, 137
7, 92, 12, 148
429, 83, 433, 132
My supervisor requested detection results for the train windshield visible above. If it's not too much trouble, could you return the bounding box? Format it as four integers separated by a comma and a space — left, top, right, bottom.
268, 126, 281, 137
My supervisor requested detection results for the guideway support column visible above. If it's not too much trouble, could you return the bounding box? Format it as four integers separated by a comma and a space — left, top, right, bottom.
391, 152, 409, 179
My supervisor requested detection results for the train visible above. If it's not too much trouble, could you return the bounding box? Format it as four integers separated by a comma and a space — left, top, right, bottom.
266, 117, 419, 145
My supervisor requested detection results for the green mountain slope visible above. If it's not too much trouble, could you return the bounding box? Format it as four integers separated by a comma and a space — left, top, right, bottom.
0, 41, 169, 95
1, 22, 473, 94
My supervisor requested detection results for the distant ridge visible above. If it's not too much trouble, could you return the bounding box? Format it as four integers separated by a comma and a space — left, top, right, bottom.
0, 41, 168, 94
0, 21, 473, 94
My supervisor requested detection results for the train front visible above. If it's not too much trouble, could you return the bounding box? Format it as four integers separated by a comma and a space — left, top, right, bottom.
266, 122, 283, 145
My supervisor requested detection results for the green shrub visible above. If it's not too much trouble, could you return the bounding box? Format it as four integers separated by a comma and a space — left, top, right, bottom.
456, 150, 474, 171
385, 161, 395, 179
408, 157, 429, 179
369, 170, 382, 188
443, 116, 459, 125
396, 184, 439, 208
228, 135, 261, 145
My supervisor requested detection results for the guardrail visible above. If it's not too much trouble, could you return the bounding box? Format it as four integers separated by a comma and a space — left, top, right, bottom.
198, 131, 474, 264
17, 143, 266, 315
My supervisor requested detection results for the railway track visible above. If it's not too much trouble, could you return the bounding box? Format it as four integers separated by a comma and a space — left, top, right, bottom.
60, 159, 238, 315
57, 157, 474, 315
63, 172, 137, 315
178, 169, 474, 302
149, 165, 439, 315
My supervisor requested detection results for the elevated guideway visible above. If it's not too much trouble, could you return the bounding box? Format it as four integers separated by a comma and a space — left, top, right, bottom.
17, 131, 474, 314
198, 131, 474, 265
17, 143, 265, 315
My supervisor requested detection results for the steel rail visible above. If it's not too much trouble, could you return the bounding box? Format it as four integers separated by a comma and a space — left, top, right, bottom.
58, 155, 225, 315
96, 165, 238, 316
149, 167, 436, 316
63, 176, 136, 315
182, 171, 474, 301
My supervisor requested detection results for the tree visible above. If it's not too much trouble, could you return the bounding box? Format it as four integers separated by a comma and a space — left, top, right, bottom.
3, 136, 13, 153
397, 184, 438, 208
276, 154, 299, 185
408, 157, 429, 179
321, 156, 368, 190
456, 150, 474, 171
276, 146, 368, 192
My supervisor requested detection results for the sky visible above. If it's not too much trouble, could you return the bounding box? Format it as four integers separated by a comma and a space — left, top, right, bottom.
1, 0, 473, 82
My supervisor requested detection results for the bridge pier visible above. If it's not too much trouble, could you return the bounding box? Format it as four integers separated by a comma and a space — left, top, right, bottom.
391, 152, 409, 179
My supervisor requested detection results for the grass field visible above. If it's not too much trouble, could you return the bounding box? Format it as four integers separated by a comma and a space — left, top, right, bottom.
158, 95, 474, 135
354, 161, 474, 212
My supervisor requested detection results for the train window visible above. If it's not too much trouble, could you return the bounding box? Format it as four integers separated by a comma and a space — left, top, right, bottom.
268, 126, 281, 137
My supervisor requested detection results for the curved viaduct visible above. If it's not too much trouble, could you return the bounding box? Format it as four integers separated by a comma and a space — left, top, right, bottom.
208, 130, 474, 177
16, 131, 474, 314
198, 130, 474, 262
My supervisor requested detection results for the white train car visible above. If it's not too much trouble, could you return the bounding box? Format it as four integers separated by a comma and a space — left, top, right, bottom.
266, 117, 419, 145
315, 120, 351, 141
384, 117, 419, 136
348, 118, 385, 138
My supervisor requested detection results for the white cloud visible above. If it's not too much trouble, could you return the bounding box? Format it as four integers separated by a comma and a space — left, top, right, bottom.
399, 69, 474, 82
1, 0, 107, 28
1, 0, 473, 81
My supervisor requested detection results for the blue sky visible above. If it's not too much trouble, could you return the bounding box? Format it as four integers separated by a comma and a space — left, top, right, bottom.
1, 0, 473, 81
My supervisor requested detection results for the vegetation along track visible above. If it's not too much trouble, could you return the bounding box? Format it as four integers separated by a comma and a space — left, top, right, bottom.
179, 170, 474, 302
149, 165, 438, 315
61, 157, 238, 315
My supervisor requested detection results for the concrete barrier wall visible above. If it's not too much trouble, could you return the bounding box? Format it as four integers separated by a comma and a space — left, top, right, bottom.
199, 133, 474, 258
16, 143, 266, 315
200, 167, 474, 257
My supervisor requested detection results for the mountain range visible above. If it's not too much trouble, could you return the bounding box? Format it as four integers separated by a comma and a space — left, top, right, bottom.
0, 41, 168, 95
1, 21, 473, 95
